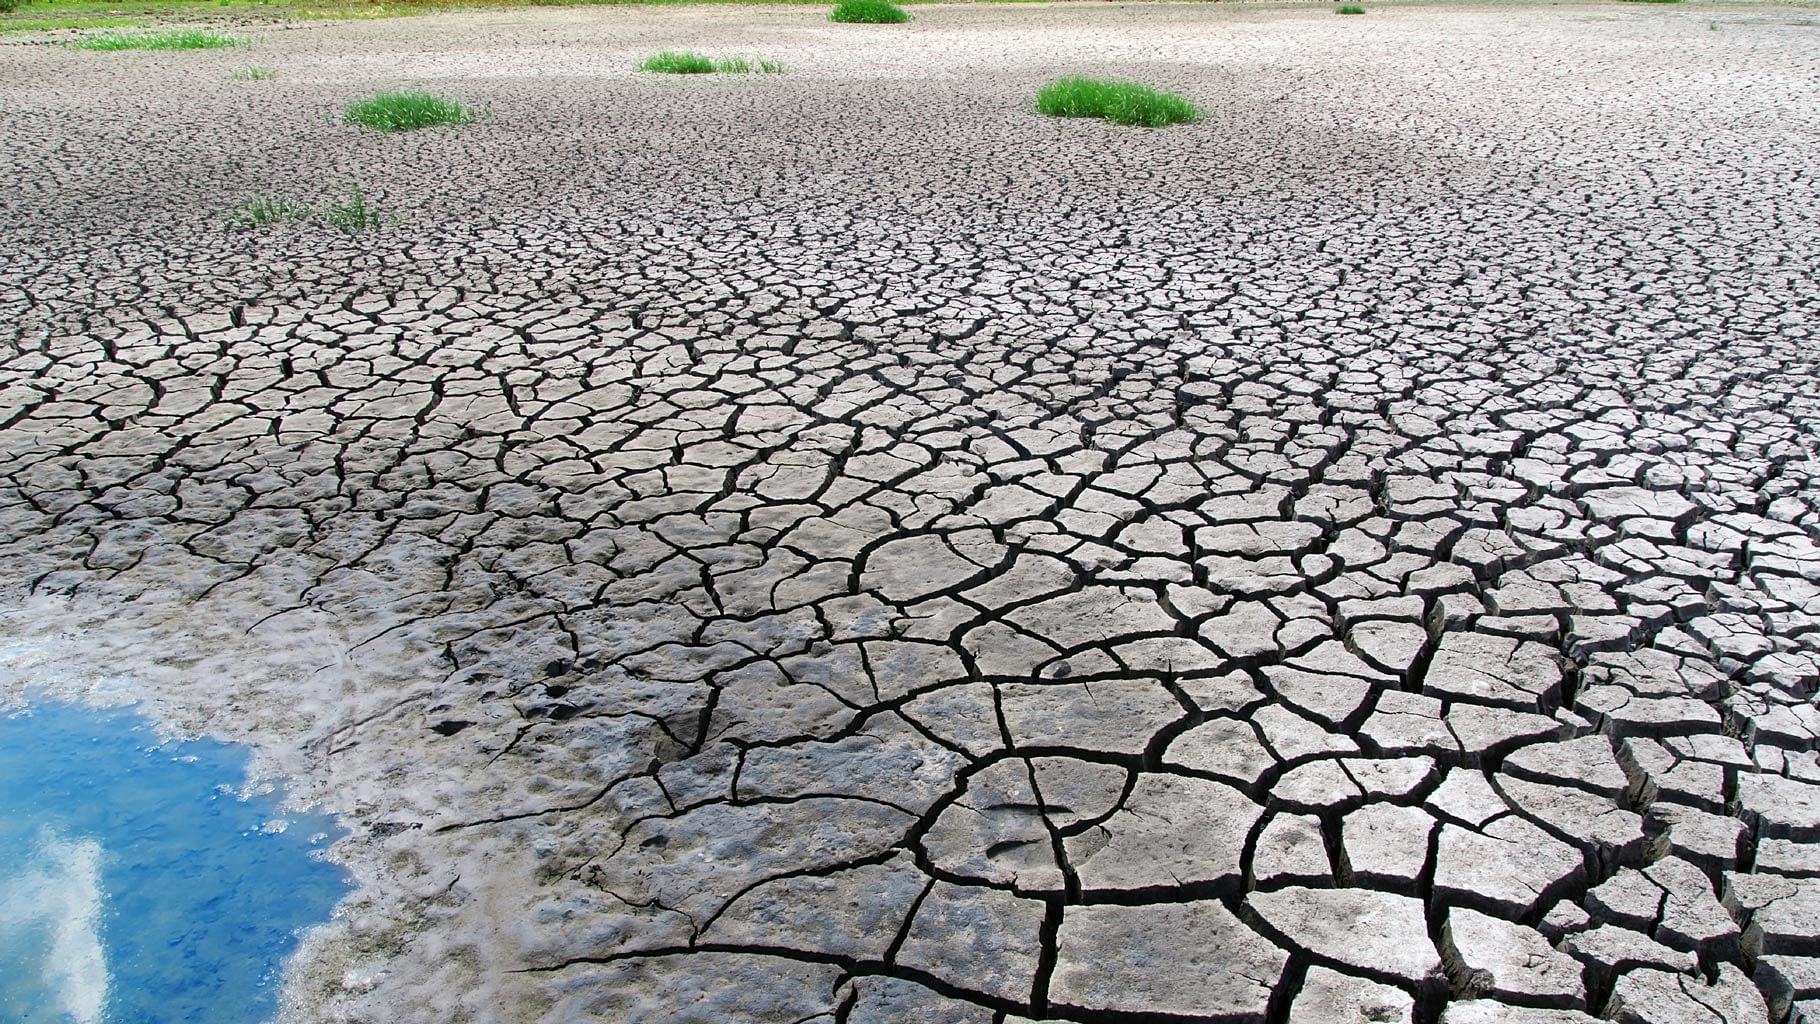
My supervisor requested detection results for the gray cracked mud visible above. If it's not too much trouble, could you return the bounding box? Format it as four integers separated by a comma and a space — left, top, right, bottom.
3, 2, 1820, 1022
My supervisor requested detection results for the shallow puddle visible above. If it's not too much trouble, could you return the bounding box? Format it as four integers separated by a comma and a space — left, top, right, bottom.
0, 699, 350, 1024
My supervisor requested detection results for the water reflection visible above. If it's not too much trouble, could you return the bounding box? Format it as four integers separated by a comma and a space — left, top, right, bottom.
0, 699, 350, 1024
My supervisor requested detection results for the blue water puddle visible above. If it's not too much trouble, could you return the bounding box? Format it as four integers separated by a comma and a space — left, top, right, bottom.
0, 698, 352, 1024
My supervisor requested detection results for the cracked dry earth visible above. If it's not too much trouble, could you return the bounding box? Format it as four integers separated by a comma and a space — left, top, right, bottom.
4, 2, 1820, 1023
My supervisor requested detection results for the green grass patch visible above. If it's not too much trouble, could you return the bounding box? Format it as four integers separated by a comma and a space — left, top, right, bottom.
67, 27, 234, 48
640, 51, 783, 73
829, 0, 906, 23
228, 65, 274, 79
343, 91, 473, 132
1035, 77, 1199, 128
1335, 4, 1365, 12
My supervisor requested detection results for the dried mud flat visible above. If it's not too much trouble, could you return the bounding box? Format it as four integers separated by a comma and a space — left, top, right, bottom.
4, 2, 1820, 1022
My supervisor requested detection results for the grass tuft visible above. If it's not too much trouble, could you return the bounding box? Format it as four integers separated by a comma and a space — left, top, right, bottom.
721, 55, 786, 73
227, 194, 310, 229
829, 0, 907, 23
68, 28, 235, 49
1335, 4, 1365, 12
1035, 76, 1199, 128
225, 187, 381, 234
319, 186, 380, 234
343, 91, 472, 131
641, 51, 784, 73
228, 65, 275, 79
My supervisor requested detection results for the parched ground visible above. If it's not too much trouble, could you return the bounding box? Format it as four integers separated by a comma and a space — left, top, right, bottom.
3, 2, 1820, 1022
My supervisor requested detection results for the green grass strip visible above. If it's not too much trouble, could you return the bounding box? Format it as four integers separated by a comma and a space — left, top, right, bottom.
641, 51, 784, 73
67, 28, 234, 49
1035, 76, 1199, 128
